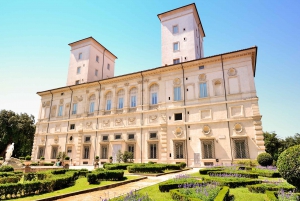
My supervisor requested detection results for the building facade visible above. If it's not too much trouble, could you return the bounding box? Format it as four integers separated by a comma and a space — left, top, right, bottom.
31, 4, 265, 167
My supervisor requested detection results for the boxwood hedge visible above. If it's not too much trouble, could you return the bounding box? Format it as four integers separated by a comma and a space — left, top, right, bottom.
247, 183, 295, 193
204, 177, 262, 188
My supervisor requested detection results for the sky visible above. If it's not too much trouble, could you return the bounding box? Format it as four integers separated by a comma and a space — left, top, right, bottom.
0, 0, 299, 138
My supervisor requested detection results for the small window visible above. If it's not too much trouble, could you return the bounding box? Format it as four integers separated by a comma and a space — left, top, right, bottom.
150, 132, 157, 139
173, 42, 179, 51
70, 124, 75, 130
77, 67, 81, 74
200, 83, 208, 98
96, 56, 99, 62
75, 80, 80, 85
102, 135, 108, 141
173, 25, 178, 34
107, 64, 110, 70
85, 136, 91, 142
95, 70, 98, 76
128, 134, 135, 140
174, 87, 181, 101
174, 113, 183, 121
115, 134, 121, 140
58, 105, 63, 117
173, 59, 180, 64
69, 136, 73, 141
72, 103, 77, 114
199, 66, 204, 70
78, 53, 82, 60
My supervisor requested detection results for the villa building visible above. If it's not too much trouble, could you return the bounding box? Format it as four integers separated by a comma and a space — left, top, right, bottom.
31, 3, 265, 167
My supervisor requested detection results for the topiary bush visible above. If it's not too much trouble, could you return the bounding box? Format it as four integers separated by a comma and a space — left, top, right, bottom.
257, 153, 273, 167
277, 144, 300, 191
0, 165, 14, 172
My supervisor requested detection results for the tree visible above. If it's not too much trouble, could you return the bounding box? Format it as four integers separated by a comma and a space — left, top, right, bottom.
257, 153, 273, 167
277, 145, 300, 191
116, 150, 123, 163
263, 132, 283, 161
0, 110, 35, 158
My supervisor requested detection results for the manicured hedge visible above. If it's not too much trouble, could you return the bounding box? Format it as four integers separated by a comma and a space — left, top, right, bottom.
104, 163, 133, 170
87, 170, 124, 184
159, 179, 203, 192
0, 166, 14, 172
0, 176, 19, 184
0, 172, 15, 178
169, 186, 229, 201
163, 164, 181, 170
265, 191, 277, 201
24, 172, 49, 181
252, 169, 281, 178
199, 167, 224, 175
247, 183, 295, 193
43, 162, 55, 166
208, 171, 259, 179
0, 171, 79, 200
204, 177, 262, 188
51, 169, 66, 174
127, 165, 164, 173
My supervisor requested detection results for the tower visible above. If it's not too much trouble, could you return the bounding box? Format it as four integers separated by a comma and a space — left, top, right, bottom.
66, 37, 117, 86
158, 3, 205, 66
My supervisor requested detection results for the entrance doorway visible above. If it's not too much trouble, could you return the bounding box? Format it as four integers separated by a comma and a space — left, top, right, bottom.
112, 144, 122, 163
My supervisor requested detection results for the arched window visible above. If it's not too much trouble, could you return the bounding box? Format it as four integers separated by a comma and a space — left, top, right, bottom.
149, 84, 159, 105
117, 89, 124, 109
214, 80, 222, 96
89, 94, 96, 113
105, 92, 112, 111
129, 87, 137, 108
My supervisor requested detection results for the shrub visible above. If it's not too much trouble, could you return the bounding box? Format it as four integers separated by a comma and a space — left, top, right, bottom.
0, 172, 15, 177
95, 156, 99, 160
265, 191, 277, 201
40, 157, 45, 160
179, 162, 186, 169
257, 153, 273, 167
127, 165, 164, 173
199, 167, 224, 175
233, 160, 258, 167
43, 162, 55, 166
159, 178, 203, 192
0, 165, 14, 172
164, 164, 181, 170
247, 183, 295, 193
65, 156, 70, 160
277, 144, 300, 191
208, 171, 259, 178
52, 169, 66, 174
30, 162, 39, 166
25, 155, 31, 161
0, 157, 3, 160
87, 173, 99, 184
0, 176, 19, 184
19, 157, 25, 160
204, 177, 262, 188
103, 163, 112, 169
252, 168, 281, 178
104, 163, 133, 170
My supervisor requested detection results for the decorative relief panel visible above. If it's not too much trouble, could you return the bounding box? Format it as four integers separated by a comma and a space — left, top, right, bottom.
160, 113, 167, 123
103, 119, 110, 127
202, 125, 211, 135
59, 99, 64, 104
234, 123, 243, 133
198, 74, 206, 81
128, 117, 136, 125
54, 136, 59, 144
40, 136, 45, 144
42, 126, 47, 133
149, 115, 158, 123
55, 124, 61, 132
173, 127, 183, 137
201, 110, 211, 120
73, 95, 83, 103
228, 68, 237, 76
42, 101, 50, 108
173, 78, 181, 85
115, 118, 123, 126
86, 122, 92, 130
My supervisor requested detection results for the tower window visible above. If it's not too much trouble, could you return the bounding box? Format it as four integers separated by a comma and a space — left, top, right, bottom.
96, 56, 99, 62
75, 80, 80, 85
174, 113, 183, 121
70, 124, 75, 130
107, 64, 110, 70
77, 67, 81, 74
173, 59, 180, 64
78, 53, 82, 60
173, 42, 179, 51
95, 70, 98, 76
173, 25, 178, 34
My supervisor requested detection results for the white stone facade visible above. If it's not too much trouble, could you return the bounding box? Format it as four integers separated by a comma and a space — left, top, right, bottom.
31, 3, 265, 167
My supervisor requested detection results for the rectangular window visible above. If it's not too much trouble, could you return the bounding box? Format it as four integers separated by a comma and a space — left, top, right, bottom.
72, 103, 77, 114
96, 56, 99, 62
58, 105, 63, 117
51, 146, 58, 159
200, 83, 208, 98
89, 102, 94, 113
118, 97, 124, 109
107, 64, 110, 70
173, 25, 178, 34
149, 143, 157, 159
102, 135, 108, 141
128, 134, 135, 140
233, 138, 249, 159
106, 100, 111, 110
150, 132, 157, 139
128, 144, 134, 156
199, 66, 204, 70
75, 80, 80, 85
115, 134, 121, 140
38, 147, 45, 159
174, 87, 181, 101
201, 140, 215, 159
78, 53, 82, 60
174, 113, 182, 121
95, 70, 98, 76
70, 124, 75, 130
83, 146, 90, 159
173, 59, 180, 64
173, 42, 179, 51
130, 95, 136, 107
85, 136, 91, 142
151, 92, 157, 105
174, 141, 185, 159
101, 145, 108, 159
77, 67, 81, 74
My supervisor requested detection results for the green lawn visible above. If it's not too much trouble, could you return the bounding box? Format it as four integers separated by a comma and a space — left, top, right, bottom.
138, 183, 173, 201
12, 175, 140, 201
230, 187, 266, 201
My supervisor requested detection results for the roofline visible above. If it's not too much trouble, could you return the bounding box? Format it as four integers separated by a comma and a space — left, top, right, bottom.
37, 46, 257, 95
68, 36, 118, 59
157, 3, 205, 37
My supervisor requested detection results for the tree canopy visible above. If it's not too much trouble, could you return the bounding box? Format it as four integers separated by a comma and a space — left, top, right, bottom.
0, 110, 35, 158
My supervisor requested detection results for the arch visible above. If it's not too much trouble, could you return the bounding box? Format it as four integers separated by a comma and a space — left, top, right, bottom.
129, 87, 138, 108
214, 79, 223, 96
88, 94, 96, 101
149, 83, 159, 105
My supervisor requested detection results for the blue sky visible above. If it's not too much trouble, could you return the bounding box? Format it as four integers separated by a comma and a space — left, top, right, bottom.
0, 0, 299, 138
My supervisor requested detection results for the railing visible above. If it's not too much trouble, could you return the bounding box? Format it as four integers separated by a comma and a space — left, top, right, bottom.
149, 105, 158, 110
128, 107, 137, 113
